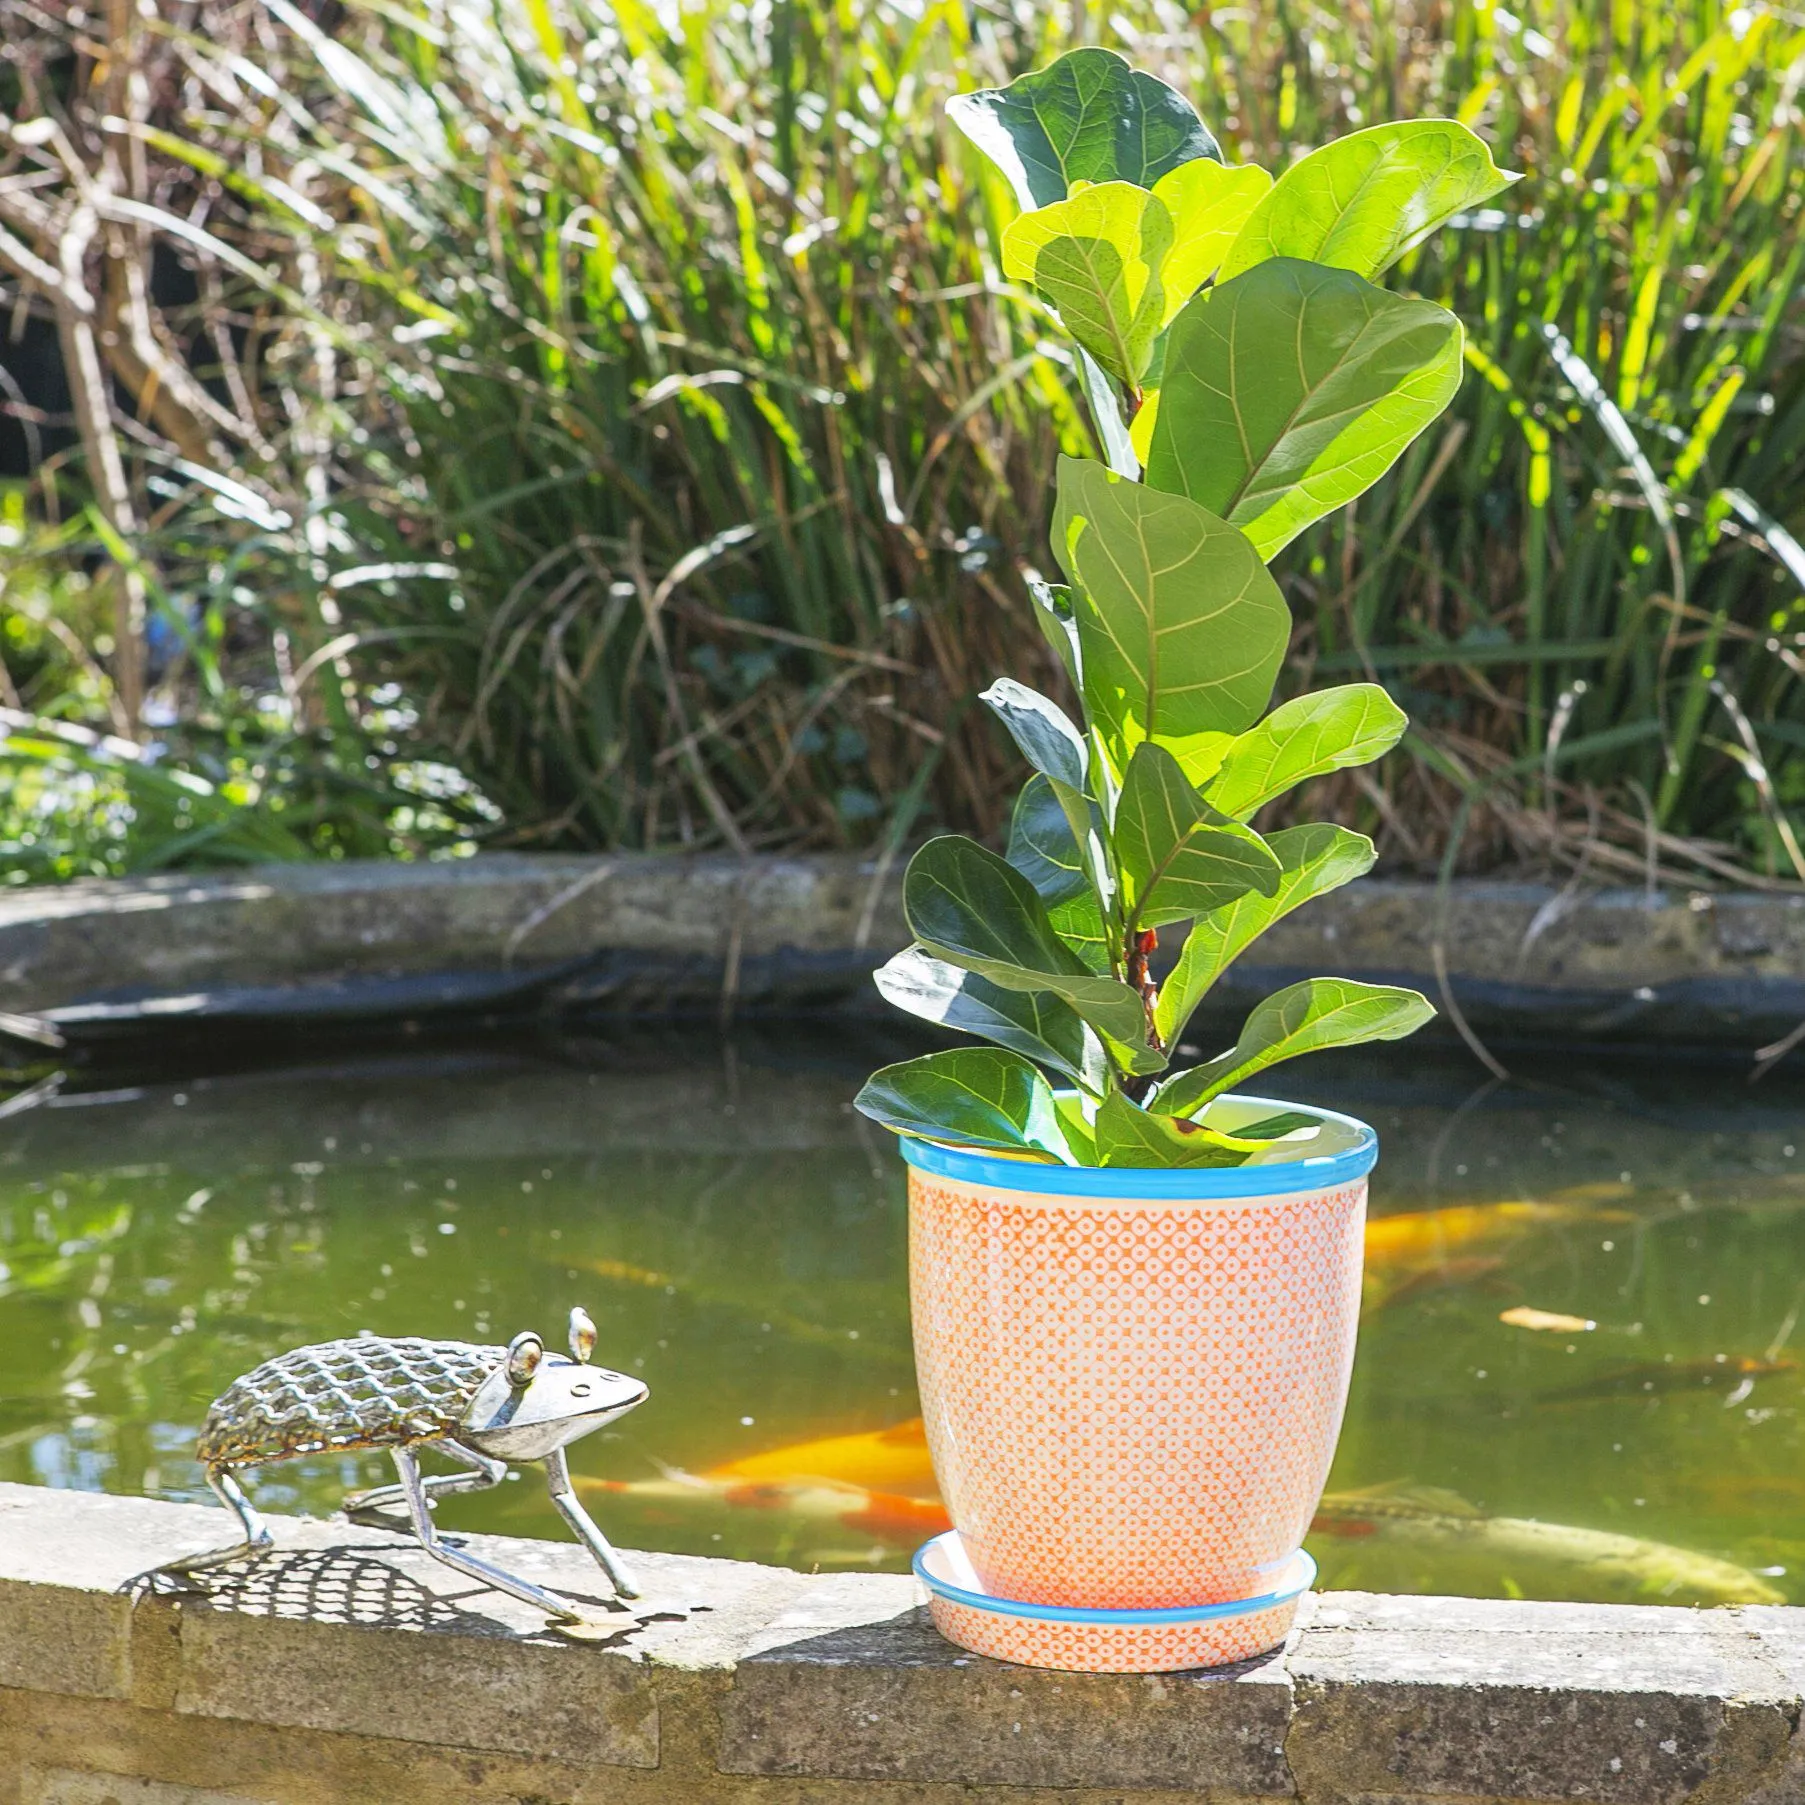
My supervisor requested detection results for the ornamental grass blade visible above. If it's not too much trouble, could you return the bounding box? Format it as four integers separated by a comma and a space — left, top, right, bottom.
1143, 261, 1464, 560
1115, 741, 1281, 927
1153, 826, 1377, 1045
948, 47, 1219, 211
1155, 978, 1434, 1116
1206, 684, 1408, 820
1219, 120, 1517, 282
904, 835, 1150, 1046
1051, 457, 1290, 777
1092, 1090, 1255, 1167
855, 1048, 1075, 1161
873, 948, 1103, 1092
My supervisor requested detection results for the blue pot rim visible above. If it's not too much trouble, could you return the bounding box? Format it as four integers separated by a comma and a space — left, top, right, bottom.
898, 1093, 1377, 1198
912, 1537, 1317, 1625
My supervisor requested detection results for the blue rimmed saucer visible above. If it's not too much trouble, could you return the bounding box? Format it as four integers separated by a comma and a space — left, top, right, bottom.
913, 1532, 1315, 1673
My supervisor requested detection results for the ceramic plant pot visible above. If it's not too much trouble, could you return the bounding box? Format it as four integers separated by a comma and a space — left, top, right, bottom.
904, 1096, 1375, 1669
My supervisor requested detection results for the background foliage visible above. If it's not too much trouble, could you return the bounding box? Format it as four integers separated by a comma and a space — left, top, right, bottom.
2, 0, 1802, 886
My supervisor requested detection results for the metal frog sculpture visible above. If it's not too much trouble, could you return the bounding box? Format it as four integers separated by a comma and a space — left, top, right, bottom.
174, 1307, 664, 1633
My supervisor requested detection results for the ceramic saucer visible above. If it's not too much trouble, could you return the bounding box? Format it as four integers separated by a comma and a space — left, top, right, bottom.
912, 1532, 1314, 1673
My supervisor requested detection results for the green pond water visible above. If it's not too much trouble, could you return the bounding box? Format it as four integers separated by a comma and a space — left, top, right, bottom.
1, 1030, 1800, 1606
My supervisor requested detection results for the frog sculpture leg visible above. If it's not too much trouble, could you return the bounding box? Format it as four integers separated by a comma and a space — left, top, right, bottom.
168, 1310, 659, 1630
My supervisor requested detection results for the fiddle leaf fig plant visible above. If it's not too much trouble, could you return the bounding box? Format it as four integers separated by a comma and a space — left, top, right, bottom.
855, 50, 1519, 1168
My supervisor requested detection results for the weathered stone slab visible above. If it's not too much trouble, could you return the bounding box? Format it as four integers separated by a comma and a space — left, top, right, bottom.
1741, 1607, 1805, 1805
21, 1772, 268, 1805
722, 1600, 1296, 1790
2, 1485, 1804, 1803
176, 1606, 660, 1767
1288, 1592, 1798, 1804
1, 855, 1802, 1052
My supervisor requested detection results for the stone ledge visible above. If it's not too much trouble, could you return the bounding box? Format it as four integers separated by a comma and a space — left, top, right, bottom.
0, 1483, 1800, 1805
1, 854, 1802, 1056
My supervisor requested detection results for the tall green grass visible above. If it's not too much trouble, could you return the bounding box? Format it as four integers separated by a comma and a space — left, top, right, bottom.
6, 0, 1804, 882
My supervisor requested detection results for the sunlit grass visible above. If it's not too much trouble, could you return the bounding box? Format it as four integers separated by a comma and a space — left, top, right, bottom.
5, 0, 1803, 880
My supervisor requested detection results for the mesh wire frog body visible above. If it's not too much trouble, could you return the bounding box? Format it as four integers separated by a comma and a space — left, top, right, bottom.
174, 1307, 654, 1631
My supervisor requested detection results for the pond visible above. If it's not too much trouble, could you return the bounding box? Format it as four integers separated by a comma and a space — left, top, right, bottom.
1, 1028, 1799, 1607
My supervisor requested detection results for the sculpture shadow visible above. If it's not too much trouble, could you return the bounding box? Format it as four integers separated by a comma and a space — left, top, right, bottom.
123, 1545, 521, 1639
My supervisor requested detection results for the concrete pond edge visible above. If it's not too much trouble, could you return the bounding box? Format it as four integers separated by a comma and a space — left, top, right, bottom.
2, 851, 1804, 1059
1, 1483, 1802, 1804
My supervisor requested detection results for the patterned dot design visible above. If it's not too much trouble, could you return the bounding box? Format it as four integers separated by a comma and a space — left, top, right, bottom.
910, 1173, 1366, 1611
925, 1591, 1301, 1674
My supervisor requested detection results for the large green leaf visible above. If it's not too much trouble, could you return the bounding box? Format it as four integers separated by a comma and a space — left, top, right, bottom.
1150, 159, 1272, 317
1051, 457, 1290, 777
1092, 1090, 1259, 1167
1218, 120, 1518, 282
1005, 777, 1112, 972
855, 1048, 1075, 1161
1114, 741, 1281, 928
904, 835, 1149, 1046
873, 947, 1102, 1092
1154, 978, 1434, 1116
1206, 684, 1408, 819
1153, 825, 1376, 1046
1142, 260, 1464, 560
1005, 773, 1089, 905
947, 47, 1219, 211
1001, 182, 1174, 384
981, 678, 1088, 792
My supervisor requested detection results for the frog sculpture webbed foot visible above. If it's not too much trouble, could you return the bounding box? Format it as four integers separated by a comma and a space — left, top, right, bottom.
168, 1307, 676, 1634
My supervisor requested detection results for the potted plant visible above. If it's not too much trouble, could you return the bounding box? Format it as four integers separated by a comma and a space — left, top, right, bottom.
855, 47, 1515, 1673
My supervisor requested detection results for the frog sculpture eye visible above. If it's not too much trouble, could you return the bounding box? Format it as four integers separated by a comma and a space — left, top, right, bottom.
506, 1331, 545, 1388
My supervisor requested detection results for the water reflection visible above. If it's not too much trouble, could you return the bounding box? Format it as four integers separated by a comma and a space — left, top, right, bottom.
0, 1030, 1799, 1603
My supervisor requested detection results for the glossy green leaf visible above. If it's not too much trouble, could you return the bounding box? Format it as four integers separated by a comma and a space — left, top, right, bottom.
904, 834, 1150, 1046
873, 946, 1102, 1091
1005, 774, 1089, 905
1153, 825, 1376, 1045
855, 1048, 1075, 1161
947, 47, 1219, 211
1002, 183, 1173, 384
1092, 1090, 1258, 1167
1149, 159, 1272, 320
1155, 978, 1434, 1116
1225, 1108, 1324, 1140
1024, 571, 1081, 685
981, 678, 1088, 792
1114, 741, 1281, 928
1053, 1092, 1098, 1163
1051, 456, 1290, 776
1143, 260, 1464, 560
1206, 684, 1408, 819
1006, 777, 1113, 971
1218, 120, 1518, 281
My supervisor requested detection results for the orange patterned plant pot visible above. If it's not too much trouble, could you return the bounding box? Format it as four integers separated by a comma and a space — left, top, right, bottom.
905, 1096, 1374, 1634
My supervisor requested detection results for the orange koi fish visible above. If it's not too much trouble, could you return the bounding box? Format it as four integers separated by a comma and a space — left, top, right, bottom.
705, 1417, 936, 1496
1499, 1306, 1597, 1333
1364, 1200, 1631, 1270
1307, 1483, 1783, 1606
1361, 1256, 1508, 1319
579, 1471, 950, 1548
